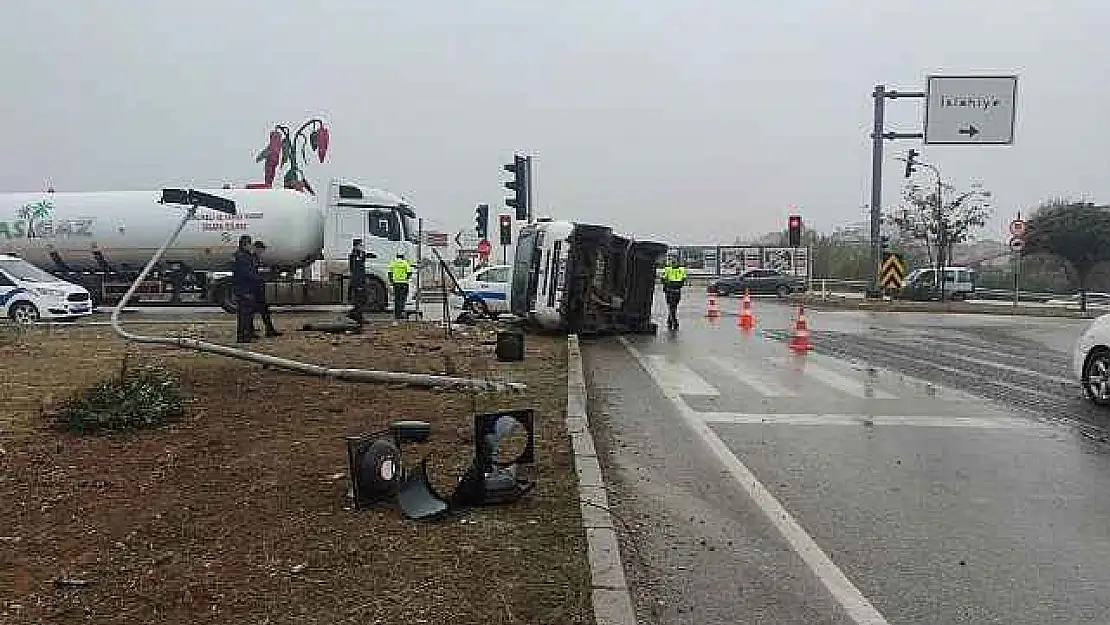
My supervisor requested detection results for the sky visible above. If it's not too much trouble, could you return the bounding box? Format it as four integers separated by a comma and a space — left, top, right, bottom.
1, 0, 1107, 245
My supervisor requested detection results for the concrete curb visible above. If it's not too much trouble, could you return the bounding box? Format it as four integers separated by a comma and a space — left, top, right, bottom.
567, 335, 638, 625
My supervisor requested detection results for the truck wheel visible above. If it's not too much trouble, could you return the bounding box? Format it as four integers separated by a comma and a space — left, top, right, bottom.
367, 279, 388, 314
9, 302, 40, 324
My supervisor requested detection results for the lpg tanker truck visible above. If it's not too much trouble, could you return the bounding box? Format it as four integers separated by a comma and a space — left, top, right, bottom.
0, 179, 419, 313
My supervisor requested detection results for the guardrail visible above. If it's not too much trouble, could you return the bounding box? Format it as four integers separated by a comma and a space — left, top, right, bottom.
807, 277, 1066, 303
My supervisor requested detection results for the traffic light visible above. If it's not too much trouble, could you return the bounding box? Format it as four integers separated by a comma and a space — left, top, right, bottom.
503, 155, 529, 221
475, 203, 489, 240
788, 215, 802, 247
904, 149, 919, 179
499, 214, 513, 246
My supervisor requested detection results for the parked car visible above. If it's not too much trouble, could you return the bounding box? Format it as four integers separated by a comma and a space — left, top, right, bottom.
0, 254, 94, 323
707, 268, 805, 297
449, 264, 512, 318
1074, 314, 1110, 407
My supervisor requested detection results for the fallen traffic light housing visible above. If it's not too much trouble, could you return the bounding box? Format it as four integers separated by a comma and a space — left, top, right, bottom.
345, 420, 431, 510
451, 408, 536, 507
397, 408, 537, 521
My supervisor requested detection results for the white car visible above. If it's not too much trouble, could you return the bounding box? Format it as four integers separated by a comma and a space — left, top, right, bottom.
0, 254, 94, 323
450, 264, 512, 319
1073, 314, 1110, 406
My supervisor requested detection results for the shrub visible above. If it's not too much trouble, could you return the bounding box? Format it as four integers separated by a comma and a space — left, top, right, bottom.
55, 362, 186, 434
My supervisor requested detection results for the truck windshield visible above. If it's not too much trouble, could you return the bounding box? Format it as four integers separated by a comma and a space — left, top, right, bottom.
0, 258, 60, 283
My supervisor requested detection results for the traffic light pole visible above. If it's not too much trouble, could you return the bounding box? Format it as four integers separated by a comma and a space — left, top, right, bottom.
867, 85, 924, 298
525, 156, 534, 223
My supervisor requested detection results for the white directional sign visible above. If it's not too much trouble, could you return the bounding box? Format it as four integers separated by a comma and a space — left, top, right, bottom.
924, 75, 1017, 145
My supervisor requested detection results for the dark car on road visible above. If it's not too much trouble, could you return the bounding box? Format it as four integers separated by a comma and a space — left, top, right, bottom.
707, 268, 806, 297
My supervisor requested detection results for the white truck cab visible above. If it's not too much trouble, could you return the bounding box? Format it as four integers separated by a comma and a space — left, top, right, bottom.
0, 254, 93, 323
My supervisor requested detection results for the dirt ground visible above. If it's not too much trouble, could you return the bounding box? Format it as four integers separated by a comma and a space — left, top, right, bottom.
0, 316, 594, 625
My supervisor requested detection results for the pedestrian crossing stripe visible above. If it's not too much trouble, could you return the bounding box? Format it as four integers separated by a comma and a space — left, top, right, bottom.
638, 348, 984, 403
626, 345, 1053, 429
880, 253, 906, 290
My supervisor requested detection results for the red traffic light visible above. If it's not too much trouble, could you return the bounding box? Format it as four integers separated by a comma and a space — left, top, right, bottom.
788, 215, 801, 228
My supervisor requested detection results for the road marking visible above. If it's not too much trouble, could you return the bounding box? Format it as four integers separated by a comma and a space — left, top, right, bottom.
699, 412, 1049, 429
705, 355, 798, 397
767, 356, 898, 400
642, 355, 721, 396
620, 337, 891, 625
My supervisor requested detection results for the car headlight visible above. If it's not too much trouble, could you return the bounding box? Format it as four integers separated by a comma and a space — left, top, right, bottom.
32, 287, 65, 298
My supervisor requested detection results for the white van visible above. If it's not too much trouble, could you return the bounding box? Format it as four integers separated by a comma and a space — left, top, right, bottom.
897, 266, 976, 301
0, 254, 94, 323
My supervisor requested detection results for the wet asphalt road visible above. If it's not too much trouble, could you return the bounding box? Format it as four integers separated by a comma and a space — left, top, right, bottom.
584, 290, 1110, 625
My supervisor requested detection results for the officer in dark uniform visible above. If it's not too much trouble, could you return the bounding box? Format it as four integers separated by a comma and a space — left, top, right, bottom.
232, 234, 257, 343
250, 240, 282, 338
346, 239, 368, 325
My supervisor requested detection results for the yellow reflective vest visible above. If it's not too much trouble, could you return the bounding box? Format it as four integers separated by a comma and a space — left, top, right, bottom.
662, 265, 687, 283
388, 258, 413, 284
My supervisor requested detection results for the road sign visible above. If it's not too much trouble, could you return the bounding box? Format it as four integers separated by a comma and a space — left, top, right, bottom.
923, 75, 1018, 145
477, 239, 491, 257
423, 231, 449, 247
1009, 236, 1025, 251
880, 252, 906, 290
1009, 219, 1026, 237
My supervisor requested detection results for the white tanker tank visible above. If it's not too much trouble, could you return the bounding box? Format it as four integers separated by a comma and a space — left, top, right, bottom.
0, 179, 419, 312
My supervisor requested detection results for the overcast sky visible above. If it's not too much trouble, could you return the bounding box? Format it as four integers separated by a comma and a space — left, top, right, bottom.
1, 0, 1106, 245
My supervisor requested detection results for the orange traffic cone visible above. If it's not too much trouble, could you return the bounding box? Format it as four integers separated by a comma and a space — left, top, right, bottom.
706, 296, 721, 319
738, 289, 755, 330
788, 304, 814, 353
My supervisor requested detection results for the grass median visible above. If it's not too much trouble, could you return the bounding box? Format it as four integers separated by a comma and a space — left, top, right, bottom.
0, 318, 594, 625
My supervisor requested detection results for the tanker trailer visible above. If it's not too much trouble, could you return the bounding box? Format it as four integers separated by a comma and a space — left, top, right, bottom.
0, 179, 419, 313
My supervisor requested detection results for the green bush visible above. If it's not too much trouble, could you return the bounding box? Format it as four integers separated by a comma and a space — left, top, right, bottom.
56, 364, 186, 434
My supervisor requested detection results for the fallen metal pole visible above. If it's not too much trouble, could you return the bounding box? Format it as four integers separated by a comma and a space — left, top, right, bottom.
109, 203, 525, 393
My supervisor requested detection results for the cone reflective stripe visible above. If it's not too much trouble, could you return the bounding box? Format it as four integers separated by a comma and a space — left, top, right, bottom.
706, 296, 721, 318
738, 289, 755, 330
788, 304, 814, 352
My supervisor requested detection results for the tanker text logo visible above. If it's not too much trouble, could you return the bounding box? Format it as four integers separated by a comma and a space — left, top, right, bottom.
0, 199, 94, 240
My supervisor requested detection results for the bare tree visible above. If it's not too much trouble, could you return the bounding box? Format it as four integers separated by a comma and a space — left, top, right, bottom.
885, 181, 991, 298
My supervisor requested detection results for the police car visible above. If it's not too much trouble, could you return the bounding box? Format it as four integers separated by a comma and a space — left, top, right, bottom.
0, 254, 94, 323
450, 264, 512, 319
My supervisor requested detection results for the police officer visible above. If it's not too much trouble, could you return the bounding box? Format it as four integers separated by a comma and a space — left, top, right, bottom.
232, 234, 257, 343
346, 239, 368, 325
250, 240, 282, 338
661, 257, 687, 331
387, 252, 413, 320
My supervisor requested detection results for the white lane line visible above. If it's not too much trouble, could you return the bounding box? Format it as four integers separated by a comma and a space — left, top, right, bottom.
767, 356, 898, 400
705, 355, 798, 397
642, 355, 721, 396
620, 337, 891, 625
699, 412, 1050, 429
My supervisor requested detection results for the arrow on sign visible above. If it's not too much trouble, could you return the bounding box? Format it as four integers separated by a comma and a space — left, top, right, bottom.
455, 231, 462, 247
958, 125, 980, 137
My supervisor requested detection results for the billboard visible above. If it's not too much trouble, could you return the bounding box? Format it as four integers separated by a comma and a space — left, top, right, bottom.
671, 245, 809, 278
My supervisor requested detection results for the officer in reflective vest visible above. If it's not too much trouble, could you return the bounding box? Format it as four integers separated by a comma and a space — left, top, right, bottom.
387, 252, 414, 320
661, 258, 687, 330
